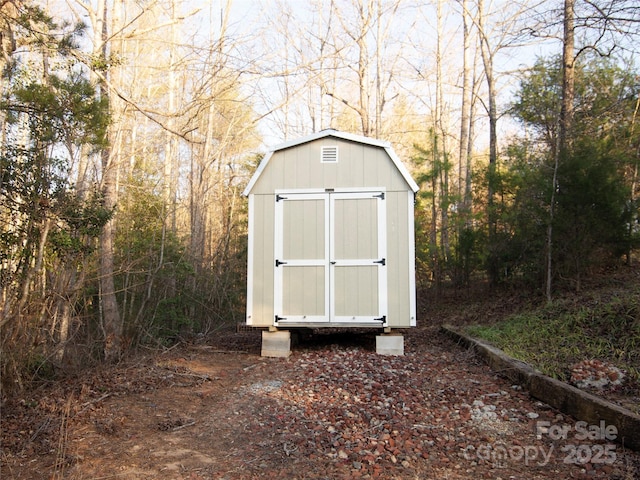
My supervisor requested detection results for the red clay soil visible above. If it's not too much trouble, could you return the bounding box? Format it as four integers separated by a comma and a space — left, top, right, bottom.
2, 327, 639, 480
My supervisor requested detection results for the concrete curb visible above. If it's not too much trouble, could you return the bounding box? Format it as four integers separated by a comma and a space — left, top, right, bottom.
441, 325, 640, 452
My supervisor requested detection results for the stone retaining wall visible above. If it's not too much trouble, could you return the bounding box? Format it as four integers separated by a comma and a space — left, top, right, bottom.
441, 325, 640, 452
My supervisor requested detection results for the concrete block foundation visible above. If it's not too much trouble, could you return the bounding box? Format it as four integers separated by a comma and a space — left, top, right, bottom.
376, 333, 404, 356
261, 330, 291, 357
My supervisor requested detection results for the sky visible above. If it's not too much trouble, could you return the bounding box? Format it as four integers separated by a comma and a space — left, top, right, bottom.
49, 0, 637, 154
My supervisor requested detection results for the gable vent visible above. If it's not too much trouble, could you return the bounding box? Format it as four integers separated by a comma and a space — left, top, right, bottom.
321, 146, 338, 163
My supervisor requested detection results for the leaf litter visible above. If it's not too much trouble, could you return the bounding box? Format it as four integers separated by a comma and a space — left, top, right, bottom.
1, 327, 639, 479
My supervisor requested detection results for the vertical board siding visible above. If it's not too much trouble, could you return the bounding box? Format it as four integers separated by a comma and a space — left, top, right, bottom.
251, 139, 407, 194
334, 266, 379, 316
386, 191, 411, 327
283, 199, 325, 260
246, 134, 416, 328
250, 195, 275, 326
279, 196, 328, 319
283, 266, 325, 316
333, 198, 378, 260
332, 195, 381, 319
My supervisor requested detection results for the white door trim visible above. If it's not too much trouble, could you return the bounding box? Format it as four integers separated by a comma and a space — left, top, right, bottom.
274, 192, 330, 324
274, 190, 387, 327
329, 191, 387, 324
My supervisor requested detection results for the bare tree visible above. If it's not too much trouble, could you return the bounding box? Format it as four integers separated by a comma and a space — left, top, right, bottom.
435, 0, 450, 261
545, 0, 575, 301
465, 0, 533, 286
257, 0, 406, 139
458, 0, 474, 219
475, 0, 501, 285
97, 0, 123, 361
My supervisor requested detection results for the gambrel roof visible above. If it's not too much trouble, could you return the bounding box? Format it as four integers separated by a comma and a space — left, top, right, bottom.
243, 129, 419, 196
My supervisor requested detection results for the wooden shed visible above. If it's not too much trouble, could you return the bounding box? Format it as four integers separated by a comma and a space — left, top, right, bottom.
243, 129, 418, 356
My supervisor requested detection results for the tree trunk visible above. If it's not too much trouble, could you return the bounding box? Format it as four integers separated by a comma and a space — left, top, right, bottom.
459, 0, 472, 221
100, 151, 122, 361
436, 0, 450, 262
477, 0, 499, 286
357, 23, 371, 136
559, 0, 575, 155
164, 0, 179, 234
431, 140, 440, 293
628, 95, 640, 265
547, 0, 575, 301
96, 0, 122, 361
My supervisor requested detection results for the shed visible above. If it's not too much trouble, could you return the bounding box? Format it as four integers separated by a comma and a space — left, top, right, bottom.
243, 129, 419, 356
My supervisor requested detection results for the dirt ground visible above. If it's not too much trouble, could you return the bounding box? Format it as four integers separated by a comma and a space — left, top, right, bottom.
2, 326, 639, 480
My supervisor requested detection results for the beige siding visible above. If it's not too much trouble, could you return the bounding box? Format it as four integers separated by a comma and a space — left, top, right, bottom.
332, 195, 382, 321
283, 199, 324, 260
251, 138, 408, 194
333, 197, 378, 259
280, 197, 327, 318
385, 191, 412, 327
283, 266, 325, 316
247, 135, 416, 328
334, 266, 379, 316
249, 194, 275, 327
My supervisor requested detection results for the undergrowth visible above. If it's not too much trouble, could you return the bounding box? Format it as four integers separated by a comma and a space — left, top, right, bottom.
465, 284, 640, 404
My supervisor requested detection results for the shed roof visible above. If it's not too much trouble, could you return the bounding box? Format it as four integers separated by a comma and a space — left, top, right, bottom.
242, 129, 419, 196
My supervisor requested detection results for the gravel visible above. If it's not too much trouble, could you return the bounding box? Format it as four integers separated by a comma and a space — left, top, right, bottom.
4, 327, 638, 479
228, 332, 640, 479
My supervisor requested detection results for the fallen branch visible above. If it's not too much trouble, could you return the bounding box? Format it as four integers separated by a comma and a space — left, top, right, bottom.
78, 393, 112, 415
172, 421, 196, 432
29, 418, 51, 443
166, 371, 213, 381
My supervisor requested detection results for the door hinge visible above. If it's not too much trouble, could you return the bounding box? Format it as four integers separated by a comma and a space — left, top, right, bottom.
275, 315, 286, 322
374, 315, 386, 323
373, 192, 385, 200
275, 259, 288, 267
373, 258, 386, 266
276, 194, 287, 202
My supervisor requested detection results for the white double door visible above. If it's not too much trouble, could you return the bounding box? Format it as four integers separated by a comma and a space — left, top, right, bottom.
274, 191, 387, 325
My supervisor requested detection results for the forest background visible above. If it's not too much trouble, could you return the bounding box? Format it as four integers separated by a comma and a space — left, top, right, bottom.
1, 0, 639, 395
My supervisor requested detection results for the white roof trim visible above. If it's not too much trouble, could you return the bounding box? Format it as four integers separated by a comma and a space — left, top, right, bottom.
273, 129, 391, 150
243, 150, 273, 196
385, 145, 419, 193
242, 129, 418, 196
